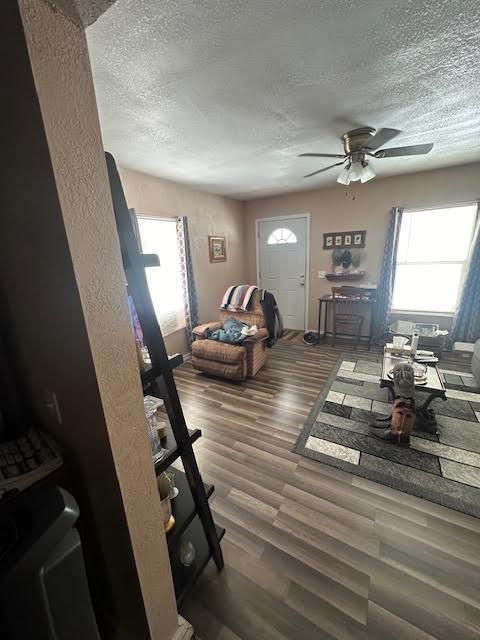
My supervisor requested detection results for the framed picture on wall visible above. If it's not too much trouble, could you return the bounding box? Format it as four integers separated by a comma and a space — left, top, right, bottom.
324, 230, 366, 249
209, 236, 227, 262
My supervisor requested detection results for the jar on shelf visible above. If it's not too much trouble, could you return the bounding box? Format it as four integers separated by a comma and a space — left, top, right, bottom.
157, 472, 175, 532
143, 395, 166, 463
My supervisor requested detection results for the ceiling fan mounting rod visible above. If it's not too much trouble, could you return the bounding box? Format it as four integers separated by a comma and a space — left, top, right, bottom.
350, 151, 366, 164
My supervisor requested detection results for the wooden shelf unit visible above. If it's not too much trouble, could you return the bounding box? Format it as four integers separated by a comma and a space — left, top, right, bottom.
154, 425, 202, 476
105, 152, 224, 605
166, 468, 214, 551
171, 518, 226, 605
141, 353, 184, 386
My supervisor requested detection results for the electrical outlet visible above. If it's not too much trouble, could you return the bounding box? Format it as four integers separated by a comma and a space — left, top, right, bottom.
318, 270, 326, 278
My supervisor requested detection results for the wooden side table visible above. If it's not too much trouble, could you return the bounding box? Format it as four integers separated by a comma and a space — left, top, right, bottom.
316, 294, 376, 347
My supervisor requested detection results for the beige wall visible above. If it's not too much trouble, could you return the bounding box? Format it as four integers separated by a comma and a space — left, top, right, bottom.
245, 162, 480, 331
118, 168, 247, 354
2, 2, 178, 638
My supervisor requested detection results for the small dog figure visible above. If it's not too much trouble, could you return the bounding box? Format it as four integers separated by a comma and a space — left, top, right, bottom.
370, 363, 416, 446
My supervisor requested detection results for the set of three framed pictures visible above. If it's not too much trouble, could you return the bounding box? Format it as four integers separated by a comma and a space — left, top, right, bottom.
323, 230, 366, 250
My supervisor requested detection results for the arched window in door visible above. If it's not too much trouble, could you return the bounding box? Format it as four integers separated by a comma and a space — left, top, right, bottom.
267, 227, 297, 245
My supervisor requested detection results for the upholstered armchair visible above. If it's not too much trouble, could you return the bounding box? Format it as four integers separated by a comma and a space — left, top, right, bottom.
191, 290, 269, 380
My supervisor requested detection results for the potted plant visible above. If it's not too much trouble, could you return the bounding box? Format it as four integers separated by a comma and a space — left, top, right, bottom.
332, 248, 344, 274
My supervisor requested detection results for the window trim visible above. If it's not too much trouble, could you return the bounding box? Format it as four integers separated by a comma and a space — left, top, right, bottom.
390, 203, 478, 315
136, 213, 186, 337
391, 310, 456, 318
136, 213, 177, 223
396, 201, 478, 213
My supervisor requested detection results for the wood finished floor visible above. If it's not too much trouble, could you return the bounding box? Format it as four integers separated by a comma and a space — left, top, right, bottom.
176, 335, 480, 640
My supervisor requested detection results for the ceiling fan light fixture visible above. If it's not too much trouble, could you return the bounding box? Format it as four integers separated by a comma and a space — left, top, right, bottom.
360, 161, 376, 183
348, 161, 364, 182
336, 165, 351, 185
336, 159, 375, 185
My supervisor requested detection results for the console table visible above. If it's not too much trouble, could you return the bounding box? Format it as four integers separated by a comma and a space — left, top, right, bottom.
316, 292, 377, 347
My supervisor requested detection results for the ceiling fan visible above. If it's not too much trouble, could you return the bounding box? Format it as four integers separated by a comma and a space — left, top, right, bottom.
299, 127, 434, 184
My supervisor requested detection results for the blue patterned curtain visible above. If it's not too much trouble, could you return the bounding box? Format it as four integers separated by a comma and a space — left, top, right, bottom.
176, 216, 198, 347
449, 206, 480, 345
371, 207, 404, 342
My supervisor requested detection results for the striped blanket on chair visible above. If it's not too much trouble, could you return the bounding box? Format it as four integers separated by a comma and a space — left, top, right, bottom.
220, 285, 257, 311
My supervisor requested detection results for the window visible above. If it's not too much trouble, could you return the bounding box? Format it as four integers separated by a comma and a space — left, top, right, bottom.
392, 204, 477, 313
267, 227, 297, 245
137, 216, 185, 335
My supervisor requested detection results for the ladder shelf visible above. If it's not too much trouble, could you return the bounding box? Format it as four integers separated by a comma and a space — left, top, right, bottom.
105, 152, 224, 603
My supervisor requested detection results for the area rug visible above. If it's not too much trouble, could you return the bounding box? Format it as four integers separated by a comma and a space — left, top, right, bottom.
293, 352, 480, 518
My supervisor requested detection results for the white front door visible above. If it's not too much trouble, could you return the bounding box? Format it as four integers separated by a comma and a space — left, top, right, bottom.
258, 217, 308, 330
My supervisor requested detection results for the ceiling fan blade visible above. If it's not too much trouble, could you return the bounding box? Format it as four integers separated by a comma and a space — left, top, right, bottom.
366, 128, 401, 151
304, 162, 344, 178
374, 143, 434, 158
299, 153, 345, 158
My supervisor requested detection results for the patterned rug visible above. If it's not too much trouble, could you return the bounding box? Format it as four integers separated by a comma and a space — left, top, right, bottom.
293, 352, 480, 518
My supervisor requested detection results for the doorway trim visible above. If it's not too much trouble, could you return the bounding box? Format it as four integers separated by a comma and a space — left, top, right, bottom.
255, 212, 311, 331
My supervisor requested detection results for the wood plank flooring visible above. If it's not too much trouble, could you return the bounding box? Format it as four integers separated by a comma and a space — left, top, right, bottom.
175, 337, 480, 640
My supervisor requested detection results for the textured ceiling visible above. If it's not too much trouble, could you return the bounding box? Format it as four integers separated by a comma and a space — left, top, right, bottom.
87, 0, 480, 199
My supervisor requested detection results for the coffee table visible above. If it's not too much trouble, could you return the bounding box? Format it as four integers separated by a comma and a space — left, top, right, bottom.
380, 353, 447, 410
